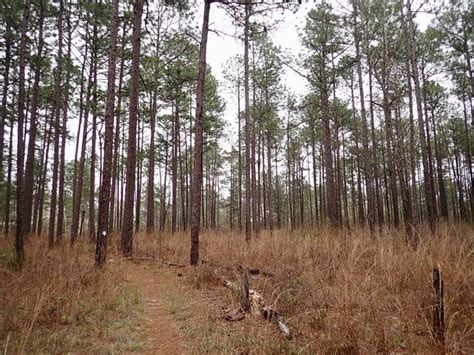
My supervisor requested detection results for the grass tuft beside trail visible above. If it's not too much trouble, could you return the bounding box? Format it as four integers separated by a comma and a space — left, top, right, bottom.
0, 238, 145, 354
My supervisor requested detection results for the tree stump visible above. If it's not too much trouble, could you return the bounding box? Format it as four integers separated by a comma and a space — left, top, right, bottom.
223, 271, 292, 339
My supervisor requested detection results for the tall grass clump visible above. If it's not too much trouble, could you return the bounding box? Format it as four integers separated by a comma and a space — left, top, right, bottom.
146, 223, 473, 353
0, 237, 144, 353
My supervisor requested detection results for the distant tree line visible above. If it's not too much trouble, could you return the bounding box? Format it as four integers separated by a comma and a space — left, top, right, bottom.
0, 0, 471, 266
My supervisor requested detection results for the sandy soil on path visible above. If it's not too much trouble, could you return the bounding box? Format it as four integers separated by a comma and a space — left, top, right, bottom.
125, 262, 186, 355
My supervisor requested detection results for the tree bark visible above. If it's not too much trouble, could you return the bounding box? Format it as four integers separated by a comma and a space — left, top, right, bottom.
368, 61, 384, 230
172, 101, 179, 234
121, 0, 144, 257
159, 133, 169, 231
267, 133, 273, 231
70, 45, 94, 244
110, 21, 127, 233
4, 122, 14, 237
23, 1, 45, 236
401, 6, 419, 225
48, 0, 64, 247
321, 88, 337, 227
57, 7, 72, 242
146, 28, 160, 234
88, 64, 97, 243
244, 0, 252, 241
14, 0, 32, 264
0, 19, 12, 183
71, 22, 89, 239
135, 121, 144, 232
237, 75, 243, 231
96, 0, 119, 267
429, 98, 448, 220
190, 0, 211, 266
352, 0, 375, 232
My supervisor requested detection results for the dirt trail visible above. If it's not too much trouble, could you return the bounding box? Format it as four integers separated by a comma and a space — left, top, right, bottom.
125, 262, 185, 355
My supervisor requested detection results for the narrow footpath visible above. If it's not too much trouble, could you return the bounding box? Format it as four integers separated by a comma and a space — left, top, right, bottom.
126, 262, 185, 354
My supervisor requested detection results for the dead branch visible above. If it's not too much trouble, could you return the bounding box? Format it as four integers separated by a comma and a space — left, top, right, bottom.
130, 257, 186, 268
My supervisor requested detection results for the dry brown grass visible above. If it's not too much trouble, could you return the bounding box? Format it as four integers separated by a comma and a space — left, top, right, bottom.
138, 223, 473, 354
0, 237, 145, 353
1, 224, 472, 354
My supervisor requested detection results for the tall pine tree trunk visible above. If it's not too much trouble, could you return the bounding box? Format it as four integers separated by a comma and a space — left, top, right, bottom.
135, 121, 144, 232
23, 1, 45, 236
57, 8, 72, 242
406, 0, 437, 233
14, 0, 32, 264
96, 0, 119, 267
0, 19, 12, 183
146, 33, 159, 234
321, 88, 337, 227
267, 133, 273, 231
88, 45, 98, 243
172, 101, 179, 234
401, 6, 419, 225
48, 0, 64, 247
244, 0, 252, 241
110, 22, 127, 232
190, 0, 211, 265
4, 122, 13, 236
237, 77, 243, 231
70, 48, 94, 244
121, 0, 144, 256
352, 0, 374, 232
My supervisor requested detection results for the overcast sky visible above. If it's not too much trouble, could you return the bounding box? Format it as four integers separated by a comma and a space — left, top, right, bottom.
204, 2, 311, 139
199, 0, 434, 143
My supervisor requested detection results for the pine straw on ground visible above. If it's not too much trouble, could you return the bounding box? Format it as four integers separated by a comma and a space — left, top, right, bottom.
0, 237, 145, 354
137, 223, 474, 354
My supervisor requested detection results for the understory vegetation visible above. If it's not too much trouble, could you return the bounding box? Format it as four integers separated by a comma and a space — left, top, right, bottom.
143, 225, 473, 353
1, 224, 472, 353
0, 238, 145, 353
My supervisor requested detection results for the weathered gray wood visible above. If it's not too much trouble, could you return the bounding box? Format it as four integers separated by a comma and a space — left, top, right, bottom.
261, 306, 292, 340
223, 276, 292, 339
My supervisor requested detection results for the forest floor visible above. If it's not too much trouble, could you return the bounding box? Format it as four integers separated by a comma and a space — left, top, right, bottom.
1, 224, 473, 353
124, 258, 290, 354
0, 237, 287, 354
125, 261, 184, 354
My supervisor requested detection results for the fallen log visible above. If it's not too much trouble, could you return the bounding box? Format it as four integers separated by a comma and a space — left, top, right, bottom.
223, 274, 292, 339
